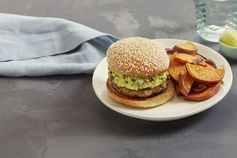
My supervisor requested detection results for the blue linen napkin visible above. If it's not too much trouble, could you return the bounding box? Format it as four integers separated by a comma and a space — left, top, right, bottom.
0, 13, 118, 76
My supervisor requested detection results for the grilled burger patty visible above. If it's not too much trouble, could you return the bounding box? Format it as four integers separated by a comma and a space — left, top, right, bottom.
109, 77, 168, 98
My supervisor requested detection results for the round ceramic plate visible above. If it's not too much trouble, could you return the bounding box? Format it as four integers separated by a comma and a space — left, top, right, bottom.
92, 39, 233, 121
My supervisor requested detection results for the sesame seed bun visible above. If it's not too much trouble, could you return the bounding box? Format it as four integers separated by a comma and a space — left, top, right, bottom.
106, 37, 174, 108
106, 79, 175, 108
107, 37, 169, 77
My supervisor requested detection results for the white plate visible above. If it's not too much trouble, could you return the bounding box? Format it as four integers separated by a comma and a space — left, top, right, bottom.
92, 39, 233, 121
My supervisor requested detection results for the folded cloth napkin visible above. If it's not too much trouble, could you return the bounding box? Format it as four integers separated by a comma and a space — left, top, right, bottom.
0, 13, 118, 76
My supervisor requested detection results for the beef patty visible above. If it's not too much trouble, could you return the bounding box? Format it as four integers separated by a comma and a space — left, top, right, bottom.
109, 77, 168, 98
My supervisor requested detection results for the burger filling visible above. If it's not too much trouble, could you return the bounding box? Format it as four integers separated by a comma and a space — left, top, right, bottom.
108, 70, 168, 90
108, 69, 169, 98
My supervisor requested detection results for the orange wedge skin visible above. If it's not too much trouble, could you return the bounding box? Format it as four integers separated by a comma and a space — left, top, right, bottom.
175, 53, 204, 64
174, 82, 182, 96
186, 63, 225, 84
178, 73, 195, 96
197, 61, 214, 68
168, 52, 178, 67
168, 61, 187, 82
173, 42, 198, 55
184, 81, 222, 101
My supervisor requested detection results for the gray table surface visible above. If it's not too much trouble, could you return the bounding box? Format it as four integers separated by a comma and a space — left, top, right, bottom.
0, 0, 237, 158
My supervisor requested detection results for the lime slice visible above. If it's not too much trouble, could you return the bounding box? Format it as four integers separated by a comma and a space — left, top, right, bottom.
220, 29, 237, 47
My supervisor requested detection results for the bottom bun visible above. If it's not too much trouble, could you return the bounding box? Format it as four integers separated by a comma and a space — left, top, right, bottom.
106, 79, 175, 108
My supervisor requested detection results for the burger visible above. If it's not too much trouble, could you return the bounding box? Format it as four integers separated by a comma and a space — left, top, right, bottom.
106, 37, 175, 108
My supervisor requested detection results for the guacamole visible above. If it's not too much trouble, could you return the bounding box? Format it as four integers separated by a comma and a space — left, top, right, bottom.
108, 69, 168, 90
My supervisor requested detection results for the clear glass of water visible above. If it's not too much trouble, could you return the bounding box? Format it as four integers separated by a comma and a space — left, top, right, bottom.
194, 0, 237, 42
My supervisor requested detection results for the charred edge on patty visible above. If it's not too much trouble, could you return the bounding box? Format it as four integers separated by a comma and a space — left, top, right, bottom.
108, 77, 169, 98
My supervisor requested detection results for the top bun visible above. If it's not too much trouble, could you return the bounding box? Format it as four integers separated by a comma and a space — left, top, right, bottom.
107, 37, 169, 77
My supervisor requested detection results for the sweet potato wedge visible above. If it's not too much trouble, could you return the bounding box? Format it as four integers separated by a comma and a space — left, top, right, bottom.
168, 61, 187, 82
175, 53, 204, 64
178, 73, 195, 96
186, 63, 225, 84
198, 60, 216, 68
197, 61, 214, 68
173, 42, 197, 55
174, 82, 182, 96
184, 81, 222, 101
168, 52, 177, 66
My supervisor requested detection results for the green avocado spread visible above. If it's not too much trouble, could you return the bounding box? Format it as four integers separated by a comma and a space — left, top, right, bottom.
108, 69, 168, 90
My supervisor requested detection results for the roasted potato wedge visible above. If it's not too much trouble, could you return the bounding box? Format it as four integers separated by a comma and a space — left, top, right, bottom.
174, 82, 182, 96
168, 61, 187, 82
175, 53, 204, 64
184, 81, 222, 101
178, 73, 195, 96
186, 63, 225, 84
173, 42, 197, 55
197, 61, 214, 68
167, 41, 225, 102
168, 52, 177, 66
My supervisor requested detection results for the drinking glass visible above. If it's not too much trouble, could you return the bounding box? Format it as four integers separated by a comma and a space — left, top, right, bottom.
194, 0, 237, 42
